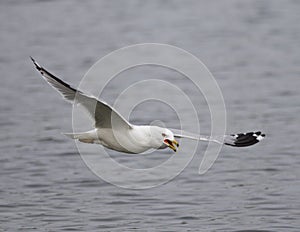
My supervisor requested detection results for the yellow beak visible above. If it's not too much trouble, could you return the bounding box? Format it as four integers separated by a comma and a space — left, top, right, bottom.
164, 139, 179, 152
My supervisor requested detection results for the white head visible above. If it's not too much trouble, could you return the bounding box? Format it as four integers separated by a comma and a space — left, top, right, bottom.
149, 127, 179, 152
161, 128, 179, 152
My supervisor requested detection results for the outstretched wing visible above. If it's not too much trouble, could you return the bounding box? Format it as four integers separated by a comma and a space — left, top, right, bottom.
174, 130, 265, 147
31, 57, 132, 129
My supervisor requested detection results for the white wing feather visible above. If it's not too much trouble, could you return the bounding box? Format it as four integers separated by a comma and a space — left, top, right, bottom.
31, 57, 132, 130
173, 129, 265, 147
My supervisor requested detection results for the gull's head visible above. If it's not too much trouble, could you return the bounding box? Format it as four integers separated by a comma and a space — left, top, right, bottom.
161, 128, 179, 152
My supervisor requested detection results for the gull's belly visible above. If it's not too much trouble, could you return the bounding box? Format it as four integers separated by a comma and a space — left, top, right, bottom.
95, 129, 150, 154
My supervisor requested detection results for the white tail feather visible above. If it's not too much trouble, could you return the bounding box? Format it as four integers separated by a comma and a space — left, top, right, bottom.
62, 133, 78, 139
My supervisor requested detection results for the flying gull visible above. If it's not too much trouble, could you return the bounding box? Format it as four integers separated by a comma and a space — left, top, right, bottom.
31, 57, 265, 153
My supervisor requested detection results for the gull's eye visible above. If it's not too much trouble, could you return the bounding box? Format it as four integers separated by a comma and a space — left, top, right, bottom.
162, 133, 166, 137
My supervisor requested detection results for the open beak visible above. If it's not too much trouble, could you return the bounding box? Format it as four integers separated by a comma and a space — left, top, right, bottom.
164, 139, 179, 152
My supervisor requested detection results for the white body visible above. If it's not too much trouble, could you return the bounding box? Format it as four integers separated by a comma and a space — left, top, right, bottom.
65, 125, 168, 154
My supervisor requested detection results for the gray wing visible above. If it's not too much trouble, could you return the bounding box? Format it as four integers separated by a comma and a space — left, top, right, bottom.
173, 130, 265, 147
31, 57, 132, 129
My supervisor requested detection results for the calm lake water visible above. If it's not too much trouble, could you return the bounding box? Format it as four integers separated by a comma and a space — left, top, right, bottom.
1, 0, 300, 231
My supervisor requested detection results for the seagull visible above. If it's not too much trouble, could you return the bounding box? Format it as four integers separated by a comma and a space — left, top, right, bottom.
31, 57, 265, 153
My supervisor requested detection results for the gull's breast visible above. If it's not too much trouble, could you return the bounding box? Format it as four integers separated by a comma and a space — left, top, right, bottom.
95, 128, 151, 154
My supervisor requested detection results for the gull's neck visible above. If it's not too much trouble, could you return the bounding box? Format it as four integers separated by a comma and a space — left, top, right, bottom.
130, 125, 164, 149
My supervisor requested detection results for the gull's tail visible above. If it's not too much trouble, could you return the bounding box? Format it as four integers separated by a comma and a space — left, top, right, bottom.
62, 130, 98, 144
174, 130, 265, 147
63, 133, 80, 139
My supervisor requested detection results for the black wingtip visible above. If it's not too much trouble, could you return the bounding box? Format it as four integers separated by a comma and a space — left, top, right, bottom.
225, 131, 265, 147
30, 56, 42, 71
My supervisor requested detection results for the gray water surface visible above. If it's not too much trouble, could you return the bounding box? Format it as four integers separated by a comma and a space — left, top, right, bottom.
1, 0, 300, 231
